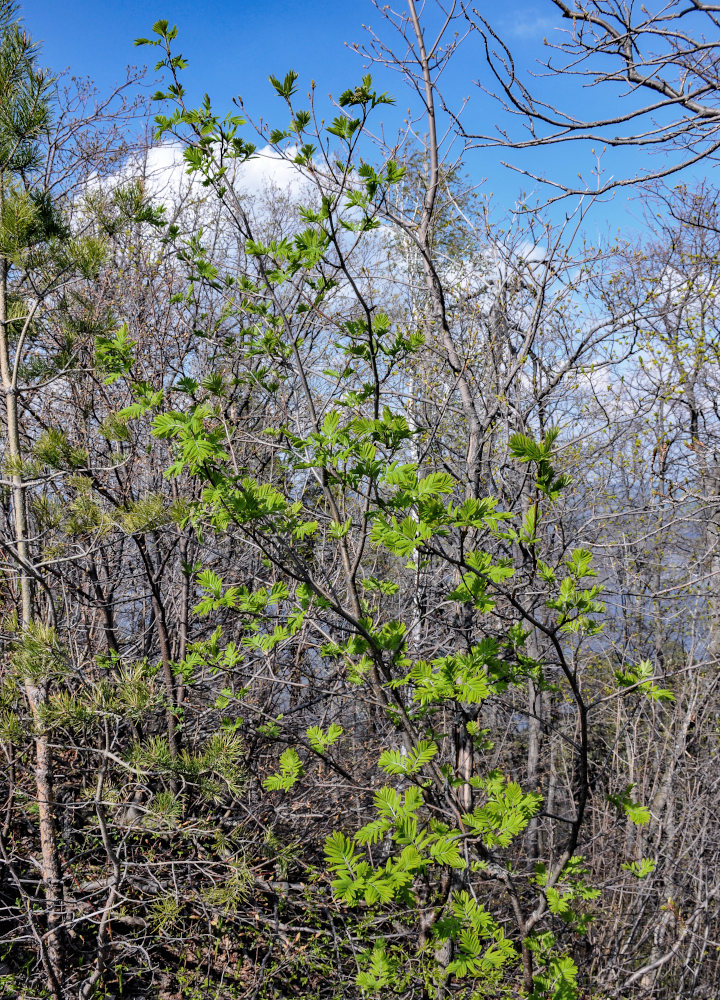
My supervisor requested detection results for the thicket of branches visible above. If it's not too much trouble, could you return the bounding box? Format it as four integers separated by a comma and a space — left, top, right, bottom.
2, 2, 720, 998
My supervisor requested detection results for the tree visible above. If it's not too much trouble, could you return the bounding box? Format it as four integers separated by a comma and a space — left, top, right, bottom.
461, 0, 720, 197
0, 5, 66, 988
0, 7, 143, 995
119, 15, 623, 998
4, 3, 720, 998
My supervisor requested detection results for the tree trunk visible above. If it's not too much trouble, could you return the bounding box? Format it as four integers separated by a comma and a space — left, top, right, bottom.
0, 255, 64, 995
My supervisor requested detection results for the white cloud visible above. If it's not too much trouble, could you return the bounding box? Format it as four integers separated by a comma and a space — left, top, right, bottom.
98, 141, 309, 212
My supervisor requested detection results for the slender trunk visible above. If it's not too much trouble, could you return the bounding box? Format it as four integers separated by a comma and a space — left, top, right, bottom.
177, 531, 190, 705
134, 533, 180, 762
87, 556, 119, 655
525, 629, 544, 862
407, 0, 485, 501
0, 251, 64, 994
706, 457, 720, 660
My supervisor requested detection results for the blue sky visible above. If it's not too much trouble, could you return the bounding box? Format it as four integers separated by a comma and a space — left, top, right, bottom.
20, 0, 669, 239
23, 1, 365, 114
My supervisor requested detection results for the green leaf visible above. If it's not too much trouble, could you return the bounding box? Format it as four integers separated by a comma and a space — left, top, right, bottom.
622, 857, 657, 878
306, 724, 343, 753
378, 740, 437, 776
269, 69, 298, 100
608, 785, 651, 826
356, 944, 396, 992
616, 659, 675, 702
263, 748, 303, 792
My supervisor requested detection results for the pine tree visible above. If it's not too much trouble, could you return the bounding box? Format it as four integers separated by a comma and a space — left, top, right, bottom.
0, 5, 64, 992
